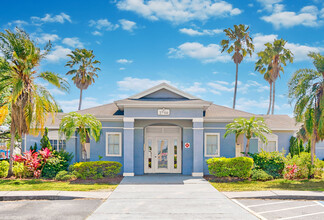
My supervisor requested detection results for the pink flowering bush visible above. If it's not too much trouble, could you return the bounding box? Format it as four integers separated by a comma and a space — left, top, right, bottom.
284, 164, 298, 180
13, 148, 52, 178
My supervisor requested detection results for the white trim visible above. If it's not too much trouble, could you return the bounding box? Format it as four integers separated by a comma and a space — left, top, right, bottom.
123, 117, 134, 122
123, 127, 134, 130
192, 118, 204, 123
192, 128, 204, 130
204, 132, 221, 157
105, 132, 122, 157
102, 127, 124, 129
129, 82, 199, 100
192, 172, 203, 177
123, 172, 134, 176
204, 127, 226, 129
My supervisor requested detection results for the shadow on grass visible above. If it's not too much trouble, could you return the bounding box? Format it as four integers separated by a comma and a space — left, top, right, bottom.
0, 179, 44, 185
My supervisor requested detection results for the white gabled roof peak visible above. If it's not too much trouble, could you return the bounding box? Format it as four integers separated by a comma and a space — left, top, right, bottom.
129, 82, 199, 100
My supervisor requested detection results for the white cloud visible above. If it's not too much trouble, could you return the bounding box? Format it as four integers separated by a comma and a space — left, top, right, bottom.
117, 77, 171, 91
249, 72, 257, 76
89, 19, 119, 31
46, 46, 71, 62
119, 19, 137, 32
58, 97, 103, 112
179, 28, 222, 36
119, 67, 126, 70
256, 0, 283, 12
182, 82, 206, 93
49, 88, 65, 96
36, 33, 60, 44
116, 0, 241, 23
208, 82, 233, 92
116, 59, 133, 64
168, 42, 230, 63
62, 37, 84, 48
207, 80, 269, 95
253, 33, 322, 61
8, 20, 28, 27
261, 5, 321, 29
92, 31, 103, 36
31, 13, 71, 25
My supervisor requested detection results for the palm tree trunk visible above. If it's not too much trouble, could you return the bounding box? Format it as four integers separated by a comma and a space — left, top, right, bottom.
245, 138, 250, 156
311, 135, 316, 166
271, 81, 276, 114
267, 82, 272, 115
81, 142, 86, 162
233, 62, 239, 109
78, 89, 83, 110
8, 125, 15, 176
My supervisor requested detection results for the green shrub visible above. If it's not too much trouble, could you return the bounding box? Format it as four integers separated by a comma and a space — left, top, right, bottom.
206, 157, 253, 179
249, 150, 285, 178
285, 152, 323, 179
13, 162, 31, 178
69, 161, 122, 179
251, 169, 273, 181
42, 150, 73, 178
0, 160, 9, 178
55, 170, 77, 181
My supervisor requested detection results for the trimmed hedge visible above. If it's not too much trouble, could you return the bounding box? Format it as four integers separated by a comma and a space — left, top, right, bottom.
69, 161, 122, 179
251, 169, 273, 181
249, 150, 285, 178
0, 160, 9, 178
207, 157, 253, 179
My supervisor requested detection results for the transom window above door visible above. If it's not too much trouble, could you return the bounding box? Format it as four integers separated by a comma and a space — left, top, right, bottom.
205, 133, 220, 157
106, 132, 122, 157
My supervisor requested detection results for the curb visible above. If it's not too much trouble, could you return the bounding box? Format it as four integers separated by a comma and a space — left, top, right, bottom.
0, 195, 84, 201
231, 195, 324, 200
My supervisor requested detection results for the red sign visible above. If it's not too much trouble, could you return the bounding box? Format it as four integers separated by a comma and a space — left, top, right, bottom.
185, 143, 190, 148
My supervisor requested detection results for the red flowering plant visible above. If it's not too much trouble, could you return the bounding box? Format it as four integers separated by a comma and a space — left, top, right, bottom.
13, 148, 52, 178
284, 164, 298, 180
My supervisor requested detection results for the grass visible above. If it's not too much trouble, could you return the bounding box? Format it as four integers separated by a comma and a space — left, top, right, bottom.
0, 179, 118, 191
209, 179, 324, 192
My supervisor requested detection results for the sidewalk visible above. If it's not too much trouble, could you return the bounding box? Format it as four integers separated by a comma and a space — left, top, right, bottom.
0, 191, 112, 201
223, 190, 324, 200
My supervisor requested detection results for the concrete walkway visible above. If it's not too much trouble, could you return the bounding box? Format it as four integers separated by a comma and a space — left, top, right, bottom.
223, 190, 324, 200
88, 175, 258, 220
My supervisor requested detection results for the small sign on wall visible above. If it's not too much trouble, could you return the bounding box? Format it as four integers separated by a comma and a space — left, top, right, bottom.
185, 143, 190, 148
158, 108, 170, 116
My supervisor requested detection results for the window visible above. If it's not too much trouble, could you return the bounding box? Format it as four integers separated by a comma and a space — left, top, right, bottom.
262, 140, 277, 152
49, 139, 66, 151
106, 132, 122, 156
205, 133, 220, 157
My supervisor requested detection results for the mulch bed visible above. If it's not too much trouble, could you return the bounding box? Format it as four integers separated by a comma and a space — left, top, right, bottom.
70, 176, 123, 185
204, 175, 247, 183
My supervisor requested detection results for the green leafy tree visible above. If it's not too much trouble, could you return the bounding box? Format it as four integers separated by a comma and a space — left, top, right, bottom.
224, 117, 271, 156
40, 127, 52, 151
220, 24, 254, 109
288, 52, 324, 166
255, 39, 293, 114
0, 28, 69, 175
65, 49, 101, 110
59, 112, 101, 161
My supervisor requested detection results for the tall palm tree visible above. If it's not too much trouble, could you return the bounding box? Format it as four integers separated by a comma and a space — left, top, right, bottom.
0, 28, 69, 175
255, 39, 293, 114
288, 52, 324, 166
221, 24, 254, 109
224, 117, 271, 156
65, 49, 101, 110
59, 112, 101, 161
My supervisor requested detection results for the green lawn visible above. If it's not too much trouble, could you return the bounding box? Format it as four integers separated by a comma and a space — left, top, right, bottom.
209, 179, 324, 192
0, 179, 118, 191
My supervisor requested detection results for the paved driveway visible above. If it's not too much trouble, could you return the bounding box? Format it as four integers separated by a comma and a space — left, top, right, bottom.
88, 175, 258, 219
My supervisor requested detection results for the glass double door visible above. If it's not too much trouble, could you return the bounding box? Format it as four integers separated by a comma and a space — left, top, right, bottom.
145, 135, 181, 173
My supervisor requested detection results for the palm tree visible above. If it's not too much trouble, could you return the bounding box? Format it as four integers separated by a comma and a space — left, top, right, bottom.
220, 24, 254, 109
255, 39, 293, 114
59, 112, 101, 161
288, 52, 324, 166
0, 28, 69, 175
65, 49, 101, 110
224, 117, 271, 156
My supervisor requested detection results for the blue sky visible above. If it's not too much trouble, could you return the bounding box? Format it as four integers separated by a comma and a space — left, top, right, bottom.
1, 0, 324, 115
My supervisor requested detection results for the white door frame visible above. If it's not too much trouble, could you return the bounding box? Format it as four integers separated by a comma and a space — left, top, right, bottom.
144, 126, 182, 173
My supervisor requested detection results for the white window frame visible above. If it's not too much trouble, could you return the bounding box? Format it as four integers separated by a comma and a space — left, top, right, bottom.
258, 133, 279, 152
204, 132, 220, 157
106, 132, 122, 157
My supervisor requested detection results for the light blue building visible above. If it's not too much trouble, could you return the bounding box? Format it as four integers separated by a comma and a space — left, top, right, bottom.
23, 83, 323, 176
